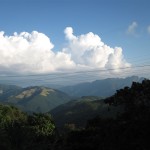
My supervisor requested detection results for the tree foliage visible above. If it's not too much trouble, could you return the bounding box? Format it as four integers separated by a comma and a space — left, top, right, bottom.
0, 104, 56, 150
59, 79, 150, 150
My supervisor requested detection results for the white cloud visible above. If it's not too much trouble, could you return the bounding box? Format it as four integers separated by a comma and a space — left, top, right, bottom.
147, 26, 150, 34
0, 27, 130, 75
126, 21, 138, 36
0, 31, 75, 74
63, 27, 130, 72
64, 27, 76, 40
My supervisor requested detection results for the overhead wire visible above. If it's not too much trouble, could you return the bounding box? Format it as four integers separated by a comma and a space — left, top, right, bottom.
1, 64, 150, 78
0, 54, 150, 86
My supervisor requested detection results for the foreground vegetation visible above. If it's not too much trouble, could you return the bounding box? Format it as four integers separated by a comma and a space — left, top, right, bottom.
0, 79, 150, 150
0, 104, 56, 150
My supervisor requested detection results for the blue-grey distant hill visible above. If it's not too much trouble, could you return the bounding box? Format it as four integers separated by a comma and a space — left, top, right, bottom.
59, 76, 144, 97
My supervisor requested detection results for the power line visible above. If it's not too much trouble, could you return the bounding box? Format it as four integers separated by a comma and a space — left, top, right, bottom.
1, 64, 150, 78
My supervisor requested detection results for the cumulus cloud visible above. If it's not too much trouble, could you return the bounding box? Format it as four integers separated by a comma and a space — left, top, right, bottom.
63, 27, 130, 71
126, 21, 138, 36
0, 27, 130, 75
64, 27, 76, 40
0, 31, 75, 74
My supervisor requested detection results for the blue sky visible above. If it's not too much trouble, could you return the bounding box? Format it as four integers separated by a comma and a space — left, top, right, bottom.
0, 0, 150, 80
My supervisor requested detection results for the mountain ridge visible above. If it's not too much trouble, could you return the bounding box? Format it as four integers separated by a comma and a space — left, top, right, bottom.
0, 85, 71, 113
0, 76, 146, 113
60, 76, 144, 97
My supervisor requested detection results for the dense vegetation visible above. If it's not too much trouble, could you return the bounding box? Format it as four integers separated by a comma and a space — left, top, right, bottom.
0, 104, 56, 150
0, 79, 150, 150
59, 79, 150, 150
50, 96, 122, 129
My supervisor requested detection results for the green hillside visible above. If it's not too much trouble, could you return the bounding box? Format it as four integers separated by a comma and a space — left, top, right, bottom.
56, 79, 150, 150
50, 96, 123, 128
0, 85, 71, 113
0, 84, 22, 101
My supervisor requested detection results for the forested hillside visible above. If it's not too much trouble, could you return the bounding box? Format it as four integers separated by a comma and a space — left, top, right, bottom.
0, 85, 71, 113
0, 79, 150, 150
50, 96, 123, 128
58, 79, 150, 150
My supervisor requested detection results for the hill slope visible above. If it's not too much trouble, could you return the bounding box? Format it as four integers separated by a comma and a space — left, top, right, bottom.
0, 85, 71, 113
59, 79, 150, 150
0, 84, 22, 100
50, 96, 123, 128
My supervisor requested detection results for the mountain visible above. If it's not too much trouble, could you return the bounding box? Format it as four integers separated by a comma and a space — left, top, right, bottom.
50, 96, 123, 128
0, 85, 71, 113
1, 80, 150, 150
50, 77, 146, 128
59, 76, 144, 97
60, 79, 150, 150
0, 84, 22, 100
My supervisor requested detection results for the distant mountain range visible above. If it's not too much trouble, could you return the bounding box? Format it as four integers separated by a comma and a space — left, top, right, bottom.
60, 76, 144, 97
0, 76, 145, 113
51, 78, 150, 129
0, 85, 71, 113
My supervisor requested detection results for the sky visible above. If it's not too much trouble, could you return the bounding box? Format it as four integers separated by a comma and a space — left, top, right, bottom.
0, 0, 150, 85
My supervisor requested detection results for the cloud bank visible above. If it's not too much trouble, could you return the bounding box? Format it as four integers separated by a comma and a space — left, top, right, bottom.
0, 27, 130, 75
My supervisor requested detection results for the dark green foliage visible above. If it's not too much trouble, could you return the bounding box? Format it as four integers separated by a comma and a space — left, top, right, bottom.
0, 104, 56, 150
59, 79, 150, 150
50, 96, 122, 129
27, 113, 55, 136
0, 104, 26, 127
0, 104, 27, 150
